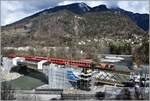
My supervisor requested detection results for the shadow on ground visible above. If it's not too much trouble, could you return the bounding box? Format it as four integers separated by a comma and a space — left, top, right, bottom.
10, 65, 48, 84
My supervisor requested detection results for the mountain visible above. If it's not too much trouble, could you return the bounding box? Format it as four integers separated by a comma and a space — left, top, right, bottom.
1, 10, 146, 47
48, 2, 91, 14
109, 7, 149, 31
1, 3, 148, 48
91, 5, 149, 31
3, 3, 149, 31
1, 3, 149, 63
91, 5, 109, 12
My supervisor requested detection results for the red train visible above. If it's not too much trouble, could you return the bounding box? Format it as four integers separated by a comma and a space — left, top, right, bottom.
8, 54, 115, 70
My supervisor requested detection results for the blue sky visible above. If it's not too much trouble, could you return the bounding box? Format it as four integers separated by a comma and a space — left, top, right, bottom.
1, 0, 149, 26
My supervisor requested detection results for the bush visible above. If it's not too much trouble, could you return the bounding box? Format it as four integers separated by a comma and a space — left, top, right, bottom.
109, 42, 131, 55
133, 41, 149, 65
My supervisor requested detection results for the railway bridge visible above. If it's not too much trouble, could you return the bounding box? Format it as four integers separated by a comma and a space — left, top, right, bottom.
7, 54, 133, 87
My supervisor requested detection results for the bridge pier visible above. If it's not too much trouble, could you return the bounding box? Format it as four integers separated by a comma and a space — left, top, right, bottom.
37, 60, 48, 70
12, 57, 25, 66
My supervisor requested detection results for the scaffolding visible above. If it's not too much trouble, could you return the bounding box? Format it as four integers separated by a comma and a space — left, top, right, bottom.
48, 64, 73, 89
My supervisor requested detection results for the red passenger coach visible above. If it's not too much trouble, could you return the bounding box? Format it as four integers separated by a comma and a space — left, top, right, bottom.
7, 54, 116, 70
24, 56, 47, 62
49, 58, 66, 65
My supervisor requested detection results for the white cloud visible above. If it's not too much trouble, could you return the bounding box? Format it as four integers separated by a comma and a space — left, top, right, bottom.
118, 1, 149, 14
1, 0, 61, 25
1, 0, 149, 26
58, 1, 81, 5
1, 1, 30, 25
1, 1, 28, 25
58, 1, 108, 7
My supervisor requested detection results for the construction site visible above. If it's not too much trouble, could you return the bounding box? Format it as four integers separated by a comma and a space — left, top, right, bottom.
1, 54, 149, 100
